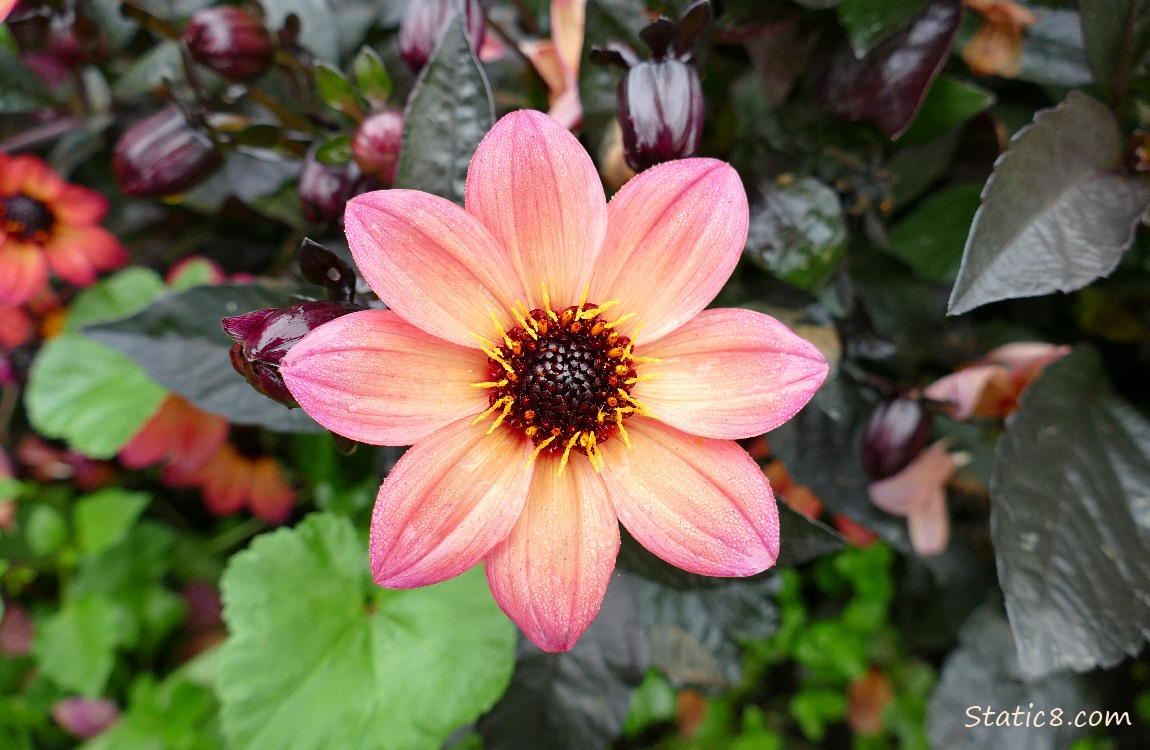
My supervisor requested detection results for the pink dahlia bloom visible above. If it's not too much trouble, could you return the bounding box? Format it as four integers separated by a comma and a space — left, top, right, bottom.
281, 110, 828, 651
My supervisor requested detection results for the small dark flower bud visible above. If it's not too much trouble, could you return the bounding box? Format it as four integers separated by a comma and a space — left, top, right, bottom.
223, 301, 362, 406
183, 7, 273, 81
298, 147, 375, 226
351, 109, 404, 185
618, 58, 704, 171
862, 398, 933, 481
113, 107, 221, 198
398, 0, 485, 72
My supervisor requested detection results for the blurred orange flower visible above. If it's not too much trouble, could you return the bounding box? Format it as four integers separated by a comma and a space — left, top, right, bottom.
962, 0, 1036, 77
165, 443, 295, 524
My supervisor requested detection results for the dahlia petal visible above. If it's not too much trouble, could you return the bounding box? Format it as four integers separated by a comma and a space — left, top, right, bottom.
485, 456, 619, 652
44, 227, 127, 287
868, 442, 959, 516
465, 110, 606, 308
119, 396, 182, 469
370, 418, 534, 588
907, 489, 949, 557
0, 155, 64, 200
282, 309, 490, 446
344, 191, 527, 347
923, 363, 1010, 420
53, 184, 109, 224
600, 418, 778, 576
247, 458, 295, 524
0, 305, 34, 348
635, 308, 828, 439
522, 41, 566, 94
69, 226, 128, 271
551, 0, 585, 79
0, 241, 50, 306
589, 159, 748, 345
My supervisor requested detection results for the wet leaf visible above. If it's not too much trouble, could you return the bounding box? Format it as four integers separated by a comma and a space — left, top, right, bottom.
991, 348, 1150, 679
777, 504, 848, 566
814, 0, 962, 138
836, 0, 928, 58
219, 514, 516, 750
1015, 10, 1093, 87
897, 75, 995, 146
885, 183, 982, 283
478, 575, 646, 750
315, 62, 361, 119
744, 177, 848, 292
353, 46, 392, 107
84, 284, 323, 433
948, 92, 1150, 315
395, 13, 494, 205
928, 602, 1097, 749
1079, 0, 1150, 102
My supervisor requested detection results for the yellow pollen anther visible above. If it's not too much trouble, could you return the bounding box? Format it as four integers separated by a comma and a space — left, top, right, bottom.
625, 373, 662, 385
614, 364, 630, 376
487, 397, 515, 434
560, 309, 574, 328
604, 312, 636, 329
471, 379, 509, 389
471, 397, 511, 427
630, 356, 662, 364
557, 432, 581, 476
510, 305, 539, 340
606, 347, 625, 359
590, 321, 606, 336
576, 284, 590, 318
526, 436, 557, 467
623, 322, 643, 360
580, 299, 619, 320
525, 425, 539, 438
615, 410, 632, 449
586, 432, 603, 473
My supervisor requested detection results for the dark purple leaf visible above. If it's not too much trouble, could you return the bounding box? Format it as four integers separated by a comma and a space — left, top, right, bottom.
813, 0, 961, 138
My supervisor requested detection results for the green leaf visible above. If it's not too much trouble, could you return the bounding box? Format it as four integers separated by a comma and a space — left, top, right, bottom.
25, 504, 69, 557
836, 0, 927, 58
353, 46, 392, 107
33, 594, 122, 696
25, 335, 167, 459
898, 75, 995, 146
743, 177, 847, 292
885, 183, 982, 283
112, 41, 183, 100
395, 13, 495, 205
949, 91, 1150, 315
991, 348, 1150, 678
315, 134, 353, 166
0, 50, 54, 113
74, 489, 151, 557
64, 268, 168, 333
218, 513, 516, 750
314, 62, 361, 119
1079, 0, 1150, 103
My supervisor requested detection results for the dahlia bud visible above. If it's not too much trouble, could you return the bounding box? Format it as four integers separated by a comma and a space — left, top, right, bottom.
398, 0, 485, 72
298, 147, 375, 226
862, 398, 933, 481
223, 301, 362, 406
618, 59, 704, 171
183, 7, 273, 81
351, 109, 404, 185
113, 107, 221, 198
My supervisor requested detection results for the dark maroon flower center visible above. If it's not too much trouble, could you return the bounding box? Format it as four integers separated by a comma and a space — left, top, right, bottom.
1, 194, 55, 242
480, 302, 644, 466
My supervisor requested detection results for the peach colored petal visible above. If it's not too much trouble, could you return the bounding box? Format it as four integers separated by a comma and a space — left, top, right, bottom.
0, 305, 33, 348
549, 86, 583, 131
344, 191, 528, 347
551, 0, 585, 80
589, 159, 749, 345
635, 308, 828, 439
485, 454, 618, 652
0, 241, 50, 306
282, 309, 490, 446
923, 363, 1010, 420
120, 396, 183, 469
53, 184, 109, 225
1, 155, 64, 201
600, 418, 778, 576
370, 417, 534, 588
43, 234, 97, 286
248, 458, 295, 524
907, 488, 949, 557
522, 40, 566, 94
988, 341, 1070, 390
868, 442, 957, 516
465, 110, 606, 309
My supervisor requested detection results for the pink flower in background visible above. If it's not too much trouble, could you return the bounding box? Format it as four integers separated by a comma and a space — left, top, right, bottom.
164, 443, 295, 524
924, 342, 1069, 420
282, 110, 827, 650
51, 697, 120, 740
523, 0, 586, 129
869, 441, 967, 556
119, 394, 229, 474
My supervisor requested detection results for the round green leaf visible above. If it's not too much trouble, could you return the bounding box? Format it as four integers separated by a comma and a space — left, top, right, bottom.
33, 593, 122, 696
25, 334, 166, 459
218, 513, 516, 750
74, 489, 151, 556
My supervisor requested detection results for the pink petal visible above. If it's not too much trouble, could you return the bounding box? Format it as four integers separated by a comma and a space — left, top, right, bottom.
282, 309, 490, 446
599, 418, 778, 576
986, 341, 1069, 370
589, 160, 749, 345
635, 308, 828, 439
550, 0, 585, 80
0, 241, 49, 306
53, 184, 109, 225
522, 40, 566, 94
465, 110, 606, 309
344, 191, 528, 347
485, 454, 619, 652
907, 488, 949, 557
923, 363, 1010, 420
370, 417, 534, 588
868, 442, 958, 516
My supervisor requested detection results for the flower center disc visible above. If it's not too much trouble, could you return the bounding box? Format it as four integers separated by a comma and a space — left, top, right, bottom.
1, 195, 54, 242
483, 302, 642, 466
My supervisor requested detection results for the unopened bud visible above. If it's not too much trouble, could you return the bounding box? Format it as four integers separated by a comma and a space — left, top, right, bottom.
183, 7, 273, 81
223, 301, 362, 406
398, 0, 485, 72
618, 58, 703, 171
298, 148, 375, 226
351, 109, 404, 185
113, 107, 221, 197
862, 398, 932, 481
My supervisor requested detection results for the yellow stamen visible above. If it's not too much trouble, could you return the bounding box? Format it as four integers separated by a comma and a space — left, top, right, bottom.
590, 321, 606, 336
540, 283, 559, 322
623, 322, 643, 360
625, 373, 662, 385
580, 299, 619, 320
557, 432, 581, 476
525, 435, 557, 467
471, 379, 509, 389
606, 347, 625, 359
630, 356, 662, 364
471, 396, 511, 426
615, 410, 632, 448
603, 312, 636, 329
525, 425, 539, 438
509, 306, 539, 340
575, 284, 590, 319
487, 397, 515, 434
586, 432, 603, 473
620, 390, 653, 416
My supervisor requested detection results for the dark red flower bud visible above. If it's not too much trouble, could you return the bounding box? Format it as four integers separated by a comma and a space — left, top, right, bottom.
223, 301, 362, 406
183, 7, 273, 81
862, 398, 933, 481
618, 58, 704, 171
298, 148, 375, 226
351, 109, 404, 185
398, 0, 485, 72
113, 107, 221, 198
